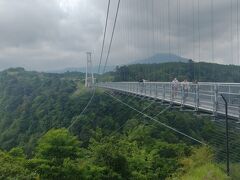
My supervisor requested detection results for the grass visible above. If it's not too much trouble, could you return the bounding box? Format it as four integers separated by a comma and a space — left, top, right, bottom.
170, 146, 230, 180
71, 82, 89, 97
179, 163, 229, 180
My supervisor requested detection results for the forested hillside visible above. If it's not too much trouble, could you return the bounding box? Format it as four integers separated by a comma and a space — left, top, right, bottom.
0, 68, 86, 152
0, 68, 236, 179
111, 61, 240, 82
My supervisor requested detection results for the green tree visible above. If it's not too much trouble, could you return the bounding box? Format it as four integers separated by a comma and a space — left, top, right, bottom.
9, 147, 26, 158
35, 128, 80, 164
89, 137, 131, 179
0, 150, 37, 179
28, 128, 82, 179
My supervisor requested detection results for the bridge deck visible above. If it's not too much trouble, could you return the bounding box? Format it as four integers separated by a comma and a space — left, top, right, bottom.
97, 82, 240, 120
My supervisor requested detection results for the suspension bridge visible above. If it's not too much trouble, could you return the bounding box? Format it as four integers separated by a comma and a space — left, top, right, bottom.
80, 0, 240, 176
86, 0, 240, 129
97, 81, 240, 121
93, 0, 240, 123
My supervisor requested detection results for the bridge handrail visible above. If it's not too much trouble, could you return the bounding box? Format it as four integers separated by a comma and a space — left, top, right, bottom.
99, 81, 240, 86
97, 81, 240, 120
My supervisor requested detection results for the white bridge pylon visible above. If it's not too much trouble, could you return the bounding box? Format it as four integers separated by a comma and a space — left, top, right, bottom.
85, 52, 94, 87
97, 82, 240, 120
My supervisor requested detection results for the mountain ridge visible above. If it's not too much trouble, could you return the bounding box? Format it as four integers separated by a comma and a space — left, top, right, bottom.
131, 53, 189, 64
47, 53, 189, 74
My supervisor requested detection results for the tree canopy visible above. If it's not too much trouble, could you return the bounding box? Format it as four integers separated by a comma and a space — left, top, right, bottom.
0, 68, 235, 179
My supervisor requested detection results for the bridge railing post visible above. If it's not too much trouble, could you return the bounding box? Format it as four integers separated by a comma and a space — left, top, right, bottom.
214, 84, 219, 117
137, 83, 140, 94
135, 83, 137, 93
163, 84, 166, 104
144, 83, 146, 95
150, 83, 152, 96
239, 97, 240, 122
155, 83, 158, 98
228, 85, 231, 105
239, 88, 240, 121
196, 84, 199, 111
181, 84, 184, 107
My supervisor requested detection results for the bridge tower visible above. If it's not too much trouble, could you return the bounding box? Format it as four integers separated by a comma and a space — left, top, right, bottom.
85, 52, 94, 87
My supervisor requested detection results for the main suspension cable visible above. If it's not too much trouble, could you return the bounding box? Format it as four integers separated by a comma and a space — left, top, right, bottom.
103, 0, 121, 74
98, 0, 111, 74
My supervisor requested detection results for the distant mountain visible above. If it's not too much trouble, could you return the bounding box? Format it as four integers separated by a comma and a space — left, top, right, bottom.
132, 53, 189, 64
48, 53, 188, 74
49, 66, 116, 74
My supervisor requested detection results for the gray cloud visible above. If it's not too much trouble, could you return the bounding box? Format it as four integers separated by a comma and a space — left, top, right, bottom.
0, 0, 103, 71
110, 0, 240, 65
0, 0, 239, 71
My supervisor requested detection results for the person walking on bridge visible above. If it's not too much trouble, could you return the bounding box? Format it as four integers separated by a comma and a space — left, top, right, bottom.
172, 78, 179, 99
139, 79, 146, 94
182, 79, 190, 104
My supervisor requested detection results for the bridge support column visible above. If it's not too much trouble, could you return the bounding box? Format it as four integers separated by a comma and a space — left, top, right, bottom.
155, 84, 158, 98
181, 84, 184, 109
213, 84, 219, 118
239, 102, 240, 122
150, 83, 152, 97
238, 97, 240, 122
144, 83, 146, 95
195, 84, 200, 111
162, 84, 166, 105
238, 89, 240, 122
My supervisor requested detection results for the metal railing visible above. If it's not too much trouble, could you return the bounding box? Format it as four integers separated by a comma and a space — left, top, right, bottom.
97, 82, 240, 120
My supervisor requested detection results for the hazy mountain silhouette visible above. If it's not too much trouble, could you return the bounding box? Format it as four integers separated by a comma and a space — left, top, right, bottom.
49, 53, 188, 74
48, 66, 116, 74
132, 53, 189, 64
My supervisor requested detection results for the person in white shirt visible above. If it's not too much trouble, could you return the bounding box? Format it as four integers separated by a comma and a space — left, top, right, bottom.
182, 79, 189, 103
172, 78, 179, 98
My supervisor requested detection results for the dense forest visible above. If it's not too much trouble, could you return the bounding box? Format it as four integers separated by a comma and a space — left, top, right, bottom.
109, 61, 240, 82
0, 67, 239, 179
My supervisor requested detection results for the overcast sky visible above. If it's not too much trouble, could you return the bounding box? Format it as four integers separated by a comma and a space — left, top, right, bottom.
0, 0, 239, 71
